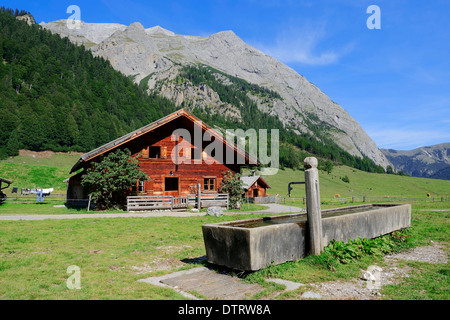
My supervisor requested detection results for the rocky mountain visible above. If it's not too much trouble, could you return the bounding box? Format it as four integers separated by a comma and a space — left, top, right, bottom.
381, 143, 450, 180
40, 20, 391, 168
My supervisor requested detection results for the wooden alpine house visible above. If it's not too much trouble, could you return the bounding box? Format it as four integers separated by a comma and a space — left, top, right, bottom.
66, 108, 259, 208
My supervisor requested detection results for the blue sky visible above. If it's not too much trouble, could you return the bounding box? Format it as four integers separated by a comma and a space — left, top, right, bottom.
4, 0, 450, 150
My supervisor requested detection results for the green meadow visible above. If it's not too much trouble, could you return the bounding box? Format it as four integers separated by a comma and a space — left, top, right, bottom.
2, 151, 449, 201
0, 152, 449, 300
0, 203, 448, 300
263, 166, 450, 199
0, 153, 81, 193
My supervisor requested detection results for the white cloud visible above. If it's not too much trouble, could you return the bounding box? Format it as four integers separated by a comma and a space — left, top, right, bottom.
254, 20, 352, 65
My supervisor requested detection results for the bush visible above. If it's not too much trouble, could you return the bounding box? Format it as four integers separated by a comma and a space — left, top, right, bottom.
81, 148, 148, 210
319, 229, 411, 270
320, 160, 334, 174
219, 170, 244, 209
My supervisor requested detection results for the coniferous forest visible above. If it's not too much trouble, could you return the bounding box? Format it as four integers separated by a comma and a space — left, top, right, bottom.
0, 7, 386, 173
0, 8, 176, 158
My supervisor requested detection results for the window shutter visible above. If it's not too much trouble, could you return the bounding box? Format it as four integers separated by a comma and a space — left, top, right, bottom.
161, 146, 167, 159
141, 147, 149, 159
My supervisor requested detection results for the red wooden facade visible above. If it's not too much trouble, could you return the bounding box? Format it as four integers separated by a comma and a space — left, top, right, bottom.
67, 109, 258, 202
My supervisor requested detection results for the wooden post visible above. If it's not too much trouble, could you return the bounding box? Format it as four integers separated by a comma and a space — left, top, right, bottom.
197, 183, 201, 209
87, 194, 92, 212
304, 157, 323, 255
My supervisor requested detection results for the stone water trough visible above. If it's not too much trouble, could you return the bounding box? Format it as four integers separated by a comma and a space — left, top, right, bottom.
202, 158, 411, 271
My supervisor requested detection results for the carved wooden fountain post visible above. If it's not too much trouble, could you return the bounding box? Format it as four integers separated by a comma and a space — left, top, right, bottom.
304, 157, 323, 255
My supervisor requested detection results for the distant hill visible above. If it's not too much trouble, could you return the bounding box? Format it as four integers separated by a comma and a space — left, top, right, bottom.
381, 143, 450, 180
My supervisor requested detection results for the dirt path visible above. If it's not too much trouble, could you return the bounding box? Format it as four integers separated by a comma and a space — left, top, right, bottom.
0, 203, 303, 220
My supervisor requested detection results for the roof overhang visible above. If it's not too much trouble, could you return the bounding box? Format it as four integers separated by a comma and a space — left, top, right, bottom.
0, 177, 12, 190
70, 108, 260, 173
241, 175, 271, 190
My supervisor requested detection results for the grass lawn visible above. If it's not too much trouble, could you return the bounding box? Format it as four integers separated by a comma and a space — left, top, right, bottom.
0, 212, 277, 299
0, 151, 448, 300
0, 201, 448, 300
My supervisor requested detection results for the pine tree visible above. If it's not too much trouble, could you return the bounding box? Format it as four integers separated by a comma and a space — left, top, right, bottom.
6, 129, 19, 156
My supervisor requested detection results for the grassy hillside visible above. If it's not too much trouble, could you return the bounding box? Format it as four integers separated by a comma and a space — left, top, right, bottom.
1, 151, 449, 199
0, 151, 79, 192
262, 166, 450, 199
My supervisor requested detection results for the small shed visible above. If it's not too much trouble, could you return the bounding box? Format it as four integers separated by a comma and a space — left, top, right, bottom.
241, 175, 271, 198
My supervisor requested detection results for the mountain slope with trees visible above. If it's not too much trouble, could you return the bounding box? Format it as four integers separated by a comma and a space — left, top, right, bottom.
41, 17, 392, 169
0, 7, 176, 158
0, 7, 388, 174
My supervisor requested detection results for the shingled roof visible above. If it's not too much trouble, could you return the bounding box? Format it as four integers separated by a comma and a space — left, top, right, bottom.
70, 108, 259, 173
240, 175, 271, 190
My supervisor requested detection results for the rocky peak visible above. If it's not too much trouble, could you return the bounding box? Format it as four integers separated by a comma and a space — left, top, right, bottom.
40, 20, 392, 168
16, 14, 35, 26
128, 22, 145, 31
207, 30, 245, 47
121, 22, 147, 40
145, 25, 175, 36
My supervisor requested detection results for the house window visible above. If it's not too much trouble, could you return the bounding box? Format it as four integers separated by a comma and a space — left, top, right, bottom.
132, 180, 145, 193
138, 180, 145, 192
149, 146, 161, 159
165, 177, 179, 191
204, 178, 215, 191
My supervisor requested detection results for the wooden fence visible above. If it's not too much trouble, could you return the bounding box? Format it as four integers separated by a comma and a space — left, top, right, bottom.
200, 193, 229, 208
278, 195, 450, 206
127, 193, 229, 212
5, 193, 67, 202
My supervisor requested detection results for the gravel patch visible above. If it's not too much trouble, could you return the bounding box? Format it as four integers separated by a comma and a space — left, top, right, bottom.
385, 241, 448, 264
301, 242, 447, 300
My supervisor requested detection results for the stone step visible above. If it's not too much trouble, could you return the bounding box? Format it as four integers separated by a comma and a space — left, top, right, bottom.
159, 267, 263, 300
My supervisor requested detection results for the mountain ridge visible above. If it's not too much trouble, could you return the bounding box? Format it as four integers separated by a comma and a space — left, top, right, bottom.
40, 19, 391, 169
381, 143, 450, 180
